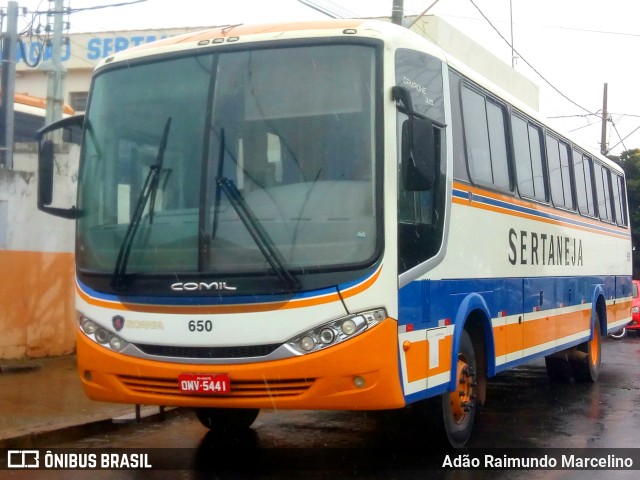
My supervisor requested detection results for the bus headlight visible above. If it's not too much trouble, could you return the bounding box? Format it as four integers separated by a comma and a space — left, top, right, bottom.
287, 308, 386, 355
80, 317, 98, 335
78, 313, 128, 352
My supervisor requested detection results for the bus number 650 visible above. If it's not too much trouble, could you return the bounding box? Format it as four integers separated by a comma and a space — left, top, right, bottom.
188, 320, 213, 332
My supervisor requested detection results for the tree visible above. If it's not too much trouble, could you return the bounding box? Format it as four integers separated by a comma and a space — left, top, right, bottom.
610, 148, 640, 276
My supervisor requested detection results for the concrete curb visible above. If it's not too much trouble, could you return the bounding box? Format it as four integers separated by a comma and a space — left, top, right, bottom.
0, 362, 42, 375
0, 407, 180, 449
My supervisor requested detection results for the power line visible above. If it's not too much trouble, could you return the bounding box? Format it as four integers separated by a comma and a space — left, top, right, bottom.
467, 0, 597, 118
610, 121, 628, 153
438, 13, 640, 39
32, 0, 148, 15
609, 122, 640, 153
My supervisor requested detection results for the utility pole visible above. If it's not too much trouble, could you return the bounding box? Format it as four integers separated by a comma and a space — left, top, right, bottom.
1, 1, 18, 169
600, 83, 608, 155
391, 0, 404, 26
44, 0, 66, 128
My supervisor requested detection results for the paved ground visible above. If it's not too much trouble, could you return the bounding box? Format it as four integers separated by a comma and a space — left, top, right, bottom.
0, 355, 149, 448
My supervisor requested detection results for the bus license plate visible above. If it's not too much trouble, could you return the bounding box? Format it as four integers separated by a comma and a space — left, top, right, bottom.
178, 373, 230, 394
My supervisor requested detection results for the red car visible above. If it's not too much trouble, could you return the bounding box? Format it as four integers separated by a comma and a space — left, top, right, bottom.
610, 280, 640, 339
630, 280, 640, 333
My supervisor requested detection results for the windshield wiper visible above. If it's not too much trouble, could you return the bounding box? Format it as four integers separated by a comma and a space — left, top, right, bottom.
111, 117, 172, 290
212, 130, 299, 290
216, 176, 300, 290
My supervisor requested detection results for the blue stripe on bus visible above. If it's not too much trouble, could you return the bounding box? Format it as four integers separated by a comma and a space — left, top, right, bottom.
398, 275, 630, 331
452, 187, 629, 238
76, 266, 380, 307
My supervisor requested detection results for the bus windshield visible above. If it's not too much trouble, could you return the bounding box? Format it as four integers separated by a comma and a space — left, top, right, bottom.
76, 43, 380, 291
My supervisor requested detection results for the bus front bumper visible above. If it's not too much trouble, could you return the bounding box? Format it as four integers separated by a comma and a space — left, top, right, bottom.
77, 317, 406, 410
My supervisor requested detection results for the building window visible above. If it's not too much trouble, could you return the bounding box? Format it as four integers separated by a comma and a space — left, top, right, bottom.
69, 91, 89, 113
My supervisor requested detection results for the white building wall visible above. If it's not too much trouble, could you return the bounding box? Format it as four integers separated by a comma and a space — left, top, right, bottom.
0, 145, 77, 359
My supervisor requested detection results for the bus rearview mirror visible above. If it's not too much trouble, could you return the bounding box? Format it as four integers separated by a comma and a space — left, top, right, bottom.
401, 116, 436, 191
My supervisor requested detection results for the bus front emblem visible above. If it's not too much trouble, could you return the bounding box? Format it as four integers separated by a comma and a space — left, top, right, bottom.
171, 282, 237, 292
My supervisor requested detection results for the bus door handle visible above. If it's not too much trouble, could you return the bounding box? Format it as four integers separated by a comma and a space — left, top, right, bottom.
539, 291, 543, 307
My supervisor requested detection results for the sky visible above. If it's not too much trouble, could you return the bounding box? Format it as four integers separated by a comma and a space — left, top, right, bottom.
7, 0, 640, 156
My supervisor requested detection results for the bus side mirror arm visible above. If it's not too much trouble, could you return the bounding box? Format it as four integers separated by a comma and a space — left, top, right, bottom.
36, 115, 84, 219
392, 86, 436, 191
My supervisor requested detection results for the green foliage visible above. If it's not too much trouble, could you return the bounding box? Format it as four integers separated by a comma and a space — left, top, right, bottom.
610, 149, 640, 276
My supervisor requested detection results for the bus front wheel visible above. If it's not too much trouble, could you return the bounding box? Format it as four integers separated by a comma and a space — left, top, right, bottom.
194, 408, 260, 432
438, 330, 478, 448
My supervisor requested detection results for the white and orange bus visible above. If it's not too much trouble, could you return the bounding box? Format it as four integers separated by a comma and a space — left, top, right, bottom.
37, 19, 632, 447
1, 92, 74, 142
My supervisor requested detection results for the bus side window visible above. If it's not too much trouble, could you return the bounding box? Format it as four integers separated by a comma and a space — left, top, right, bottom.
512, 114, 547, 202
573, 150, 596, 217
612, 173, 628, 226
593, 162, 614, 222
546, 135, 574, 210
460, 85, 510, 191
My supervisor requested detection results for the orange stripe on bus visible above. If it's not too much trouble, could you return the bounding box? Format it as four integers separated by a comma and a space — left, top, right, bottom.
406, 301, 627, 386
452, 196, 628, 240
608, 300, 632, 324
77, 265, 382, 314
453, 181, 630, 239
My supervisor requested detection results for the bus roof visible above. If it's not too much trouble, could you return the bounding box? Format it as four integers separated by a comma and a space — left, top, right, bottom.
131, 19, 366, 51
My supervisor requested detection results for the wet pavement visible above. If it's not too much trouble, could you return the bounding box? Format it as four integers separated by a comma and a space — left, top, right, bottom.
0, 333, 639, 478
0, 355, 154, 448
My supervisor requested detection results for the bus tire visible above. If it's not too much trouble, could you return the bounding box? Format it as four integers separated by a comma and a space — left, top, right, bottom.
194, 408, 260, 432
438, 330, 478, 448
572, 319, 601, 383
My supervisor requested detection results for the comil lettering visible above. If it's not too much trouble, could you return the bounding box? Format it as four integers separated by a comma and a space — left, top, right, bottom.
171, 281, 237, 292
508, 228, 583, 267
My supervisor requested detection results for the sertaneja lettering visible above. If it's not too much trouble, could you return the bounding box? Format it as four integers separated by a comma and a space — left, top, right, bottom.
508, 228, 583, 267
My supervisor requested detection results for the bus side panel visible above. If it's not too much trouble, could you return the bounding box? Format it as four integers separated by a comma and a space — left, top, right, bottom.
398, 279, 453, 403
609, 275, 633, 333
398, 274, 630, 403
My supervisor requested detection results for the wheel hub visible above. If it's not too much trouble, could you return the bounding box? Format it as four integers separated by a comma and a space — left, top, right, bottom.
450, 357, 476, 424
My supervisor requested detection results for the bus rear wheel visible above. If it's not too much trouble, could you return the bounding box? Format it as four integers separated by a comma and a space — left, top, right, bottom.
194, 408, 260, 432
439, 330, 478, 448
572, 320, 601, 383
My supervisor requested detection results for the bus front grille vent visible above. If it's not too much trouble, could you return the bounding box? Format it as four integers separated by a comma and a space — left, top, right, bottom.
133, 342, 281, 359
118, 375, 315, 398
